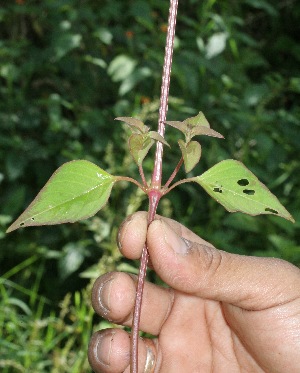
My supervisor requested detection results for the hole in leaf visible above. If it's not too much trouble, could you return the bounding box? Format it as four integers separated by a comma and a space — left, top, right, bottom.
20, 222, 25, 227
243, 189, 255, 195
213, 187, 223, 193
237, 178, 249, 186
265, 207, 278, 214
31, 217, 35, 221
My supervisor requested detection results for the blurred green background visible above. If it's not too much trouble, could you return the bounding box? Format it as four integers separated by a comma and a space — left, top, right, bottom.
1, 0, 299, 371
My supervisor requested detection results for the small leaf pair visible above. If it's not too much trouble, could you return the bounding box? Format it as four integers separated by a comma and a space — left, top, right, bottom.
166, 111, 223, 142
166, 112, 223, 173
115, 117, 169, 166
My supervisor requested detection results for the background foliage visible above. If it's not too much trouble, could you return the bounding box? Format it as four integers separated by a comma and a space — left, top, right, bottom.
1, 0, 299, 371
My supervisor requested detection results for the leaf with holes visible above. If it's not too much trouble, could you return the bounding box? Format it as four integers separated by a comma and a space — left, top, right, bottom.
193, 159, 294, 222
6, 160, 116, 233
178, 139, 201, 173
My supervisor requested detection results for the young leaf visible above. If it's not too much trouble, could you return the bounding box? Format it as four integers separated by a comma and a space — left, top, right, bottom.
184, 111, 210, 128
193, 159, 294, 222
115, 117, 148, 134
166, 111, 223, 142
190, 126, 224, 139
129, 134, 154, 166
149, 131, 170, 147
6, 160, 116, 233
178, 139, 201, 173
165, 120, 186, 134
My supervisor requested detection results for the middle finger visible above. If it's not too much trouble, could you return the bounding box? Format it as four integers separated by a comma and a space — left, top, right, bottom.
92, 271, 174, 336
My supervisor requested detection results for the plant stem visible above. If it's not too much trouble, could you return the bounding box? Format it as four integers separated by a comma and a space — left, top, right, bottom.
115, 176, 146, 192
130, 1, 179, 372
164, 157, 183, 188
139, 165, 148, 188
151, 0, 179, 189
164, 176, 195, 194
131, 191, 160, 373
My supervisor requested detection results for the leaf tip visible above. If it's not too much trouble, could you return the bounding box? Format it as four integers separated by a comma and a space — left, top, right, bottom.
286, 214, 295, 223
6, 226, 14, 234
6, 221, 22, 234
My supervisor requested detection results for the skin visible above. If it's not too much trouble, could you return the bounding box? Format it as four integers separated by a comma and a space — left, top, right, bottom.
88, 211, 300, 373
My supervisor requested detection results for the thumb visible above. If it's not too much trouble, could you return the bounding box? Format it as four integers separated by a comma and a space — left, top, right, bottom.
147, 219, 300, 311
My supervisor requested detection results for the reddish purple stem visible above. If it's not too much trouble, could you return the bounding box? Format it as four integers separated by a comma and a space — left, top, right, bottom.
130, 1, 179, 373
151, 0, 179, 189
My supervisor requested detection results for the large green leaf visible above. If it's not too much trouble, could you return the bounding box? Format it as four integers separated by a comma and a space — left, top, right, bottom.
193, 160, 294, 222
6, 160, 116, 232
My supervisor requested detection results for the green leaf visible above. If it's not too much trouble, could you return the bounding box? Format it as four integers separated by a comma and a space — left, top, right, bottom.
149, 131, 170, 147
184, 111, 210, 128
119, 66, 152, 96
178, 139, 201, 173
193, 160, 295, 222
165, 120, 186, 134
58, 242, 87, 280
115, 117, 148, 133
166, 111, 224, 142
53, 33, 82, 61
129, 134, 154, 166
107, 55, 137, 82
6, 160, 116, 233
190, 126, 224, 139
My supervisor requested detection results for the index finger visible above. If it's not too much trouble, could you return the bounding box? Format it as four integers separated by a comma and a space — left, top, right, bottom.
117, 211, 214, 260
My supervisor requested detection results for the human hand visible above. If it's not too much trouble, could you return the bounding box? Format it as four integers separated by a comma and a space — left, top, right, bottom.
88, 212, 300, 372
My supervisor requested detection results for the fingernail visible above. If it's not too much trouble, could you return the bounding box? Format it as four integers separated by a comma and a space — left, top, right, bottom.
117, 226, 123, 251
97, 331, 115, 366
98, 278, 114, 315
161, 221, 191, 254
117, 214, 134, 251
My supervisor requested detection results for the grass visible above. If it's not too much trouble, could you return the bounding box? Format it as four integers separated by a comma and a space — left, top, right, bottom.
0, 256, 98, 373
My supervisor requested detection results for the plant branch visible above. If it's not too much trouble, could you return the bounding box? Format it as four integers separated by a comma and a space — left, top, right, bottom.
151, 0, 178, 189
164, 176, 196, 194
139, 165, 148, 188
164, 156, 183, 188
115, 176, 146, 192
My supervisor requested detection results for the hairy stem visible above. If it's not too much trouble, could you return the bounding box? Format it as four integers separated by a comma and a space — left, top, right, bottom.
139, 165, 148, 188
130, 244, 148, 372
130, 2, 179, 372
131, 191, 160, 373
151, 0, 179, 189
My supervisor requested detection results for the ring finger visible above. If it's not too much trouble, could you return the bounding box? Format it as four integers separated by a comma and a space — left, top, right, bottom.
88, 328, 158, 373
